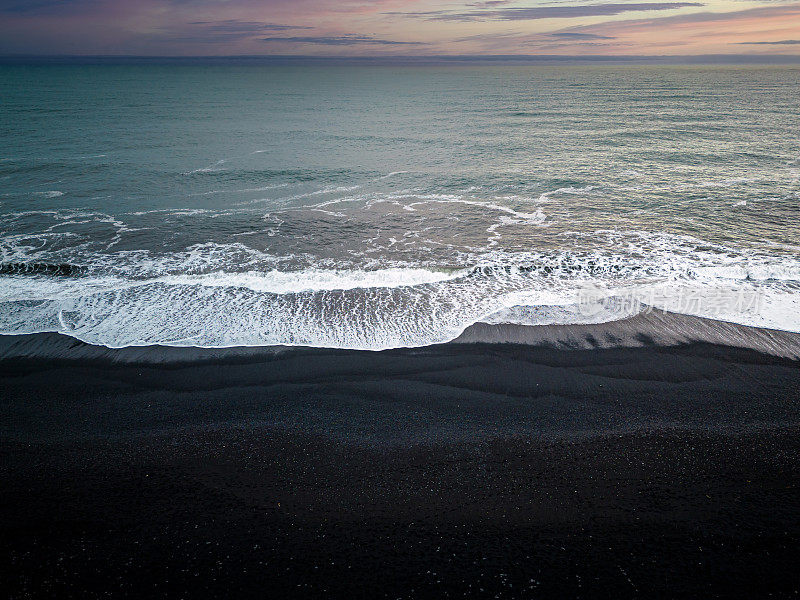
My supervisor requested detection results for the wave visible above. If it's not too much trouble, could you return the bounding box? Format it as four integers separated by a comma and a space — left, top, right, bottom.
1, 226, 798, 350
0, 253, 798, 350
160, 267, 466, 294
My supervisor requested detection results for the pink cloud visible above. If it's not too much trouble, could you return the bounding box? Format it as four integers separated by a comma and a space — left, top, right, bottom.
1, 0, 799, 56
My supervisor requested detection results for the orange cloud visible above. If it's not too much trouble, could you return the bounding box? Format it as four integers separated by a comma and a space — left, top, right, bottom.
553, 2, 800, 54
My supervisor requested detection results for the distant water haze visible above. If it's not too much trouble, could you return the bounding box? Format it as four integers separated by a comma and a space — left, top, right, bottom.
0, 64, 798, 349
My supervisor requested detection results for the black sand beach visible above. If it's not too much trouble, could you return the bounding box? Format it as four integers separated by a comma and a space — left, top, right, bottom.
3, 313, 800, 598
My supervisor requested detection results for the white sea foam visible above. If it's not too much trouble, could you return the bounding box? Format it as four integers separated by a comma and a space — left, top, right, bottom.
187, 183, 291, 197
376, 171, 409, 180
185, 159, 226, 174
161, 267, 467, 294
400, 195, 549, 225
536, 186, 596, 202
1, 250, 798, 350
1, 225, 799, 350
480, 298, 643, 327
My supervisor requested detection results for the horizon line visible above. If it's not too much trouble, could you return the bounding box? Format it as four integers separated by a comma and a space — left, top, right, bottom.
2, 53, 800, 64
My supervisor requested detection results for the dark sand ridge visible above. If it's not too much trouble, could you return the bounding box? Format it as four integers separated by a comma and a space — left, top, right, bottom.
455, 308, 800, 359
2, 312, 800, 598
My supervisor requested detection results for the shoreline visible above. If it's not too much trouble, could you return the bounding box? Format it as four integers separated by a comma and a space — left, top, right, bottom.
2, 308, 800, 364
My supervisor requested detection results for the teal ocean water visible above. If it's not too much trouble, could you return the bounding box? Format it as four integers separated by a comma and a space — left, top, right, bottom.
1, 64, 799, 348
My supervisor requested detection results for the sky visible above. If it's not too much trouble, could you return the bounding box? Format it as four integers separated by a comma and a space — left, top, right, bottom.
0, 0, 799, 56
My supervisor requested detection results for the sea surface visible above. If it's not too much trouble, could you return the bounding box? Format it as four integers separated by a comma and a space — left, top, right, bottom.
1, 64, 799, 349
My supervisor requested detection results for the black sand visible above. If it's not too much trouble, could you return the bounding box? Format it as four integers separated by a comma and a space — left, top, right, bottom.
2, 316, 800, 598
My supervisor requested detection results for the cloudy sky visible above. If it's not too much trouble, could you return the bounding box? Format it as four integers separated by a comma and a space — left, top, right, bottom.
0, 0, 799, 56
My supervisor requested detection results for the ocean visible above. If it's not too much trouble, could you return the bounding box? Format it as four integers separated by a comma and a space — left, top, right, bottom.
1, 63, 799, 349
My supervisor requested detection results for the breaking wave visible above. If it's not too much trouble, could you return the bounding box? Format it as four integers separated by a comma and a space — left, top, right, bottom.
0, 239, 798, 350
